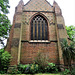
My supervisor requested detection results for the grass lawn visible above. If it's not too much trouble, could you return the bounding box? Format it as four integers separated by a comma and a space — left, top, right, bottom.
35, 74, 60, 75
0, 74, 61, 75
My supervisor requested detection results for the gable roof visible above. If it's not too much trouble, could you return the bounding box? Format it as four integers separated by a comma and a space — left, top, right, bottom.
23, 0, 53, 12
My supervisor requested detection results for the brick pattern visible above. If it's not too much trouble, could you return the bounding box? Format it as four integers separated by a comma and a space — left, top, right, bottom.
22, 12, 56, 41
16, 0, 24, 13
24, 0, 54, 12
5, 14, 16, 53
10, 47, 18, 65
53, 1, 62, 16
6, 0, 70, 66
5, 0, 24, 65
13, 28, 21, 38
53, 1, 68, 65
20, 42, 59, 64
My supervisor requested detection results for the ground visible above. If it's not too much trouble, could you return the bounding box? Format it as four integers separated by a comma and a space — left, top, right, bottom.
0, 74, 60, 75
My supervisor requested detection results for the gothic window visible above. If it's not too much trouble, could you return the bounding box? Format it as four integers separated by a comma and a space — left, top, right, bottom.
31, 15, 48, 40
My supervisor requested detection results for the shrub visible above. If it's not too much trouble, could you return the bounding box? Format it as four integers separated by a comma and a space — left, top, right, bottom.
45, 63, 58, 73
0, 71, 6, 74
62, 69, 70, 75
30, 64, 39, 74
34, 52, 58, 73
11, 63, 59, 74
71, 68, 75, 75
61, 39, 75, 69
17, 64, 39, 74
18, 64, 30, 74
8, 65, 21, 74
34, 52, 49, 69
0, 48, 11, 73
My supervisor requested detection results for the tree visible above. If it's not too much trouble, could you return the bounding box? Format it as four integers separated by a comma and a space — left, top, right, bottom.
0, 0, 11, 47
0, 0, 10, 14
61, 39, 75, 70
0, 48, 11, 73
66, 25, 75, 42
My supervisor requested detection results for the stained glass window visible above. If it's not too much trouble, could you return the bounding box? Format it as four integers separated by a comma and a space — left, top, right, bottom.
31, 15, 48, 40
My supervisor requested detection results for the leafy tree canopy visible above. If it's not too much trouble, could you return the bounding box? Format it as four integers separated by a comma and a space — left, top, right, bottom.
0, 48, 11, 73
0, 0, 10, 14
0, 0, 11, 47
66, 25, 75, 42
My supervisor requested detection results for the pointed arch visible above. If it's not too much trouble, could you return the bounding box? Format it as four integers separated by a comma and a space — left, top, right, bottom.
30, 13, 49, 40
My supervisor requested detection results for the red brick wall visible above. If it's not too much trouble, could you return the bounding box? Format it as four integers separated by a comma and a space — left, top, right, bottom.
20, 10, 59, 64
20, 42, 59, 64
6, 0, 67, 65
5, 14, 16, 53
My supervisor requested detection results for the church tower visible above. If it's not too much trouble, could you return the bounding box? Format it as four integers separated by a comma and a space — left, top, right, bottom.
6, 0, 68, 67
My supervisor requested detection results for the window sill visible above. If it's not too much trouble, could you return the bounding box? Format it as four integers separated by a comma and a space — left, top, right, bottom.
29, 40, 50, 43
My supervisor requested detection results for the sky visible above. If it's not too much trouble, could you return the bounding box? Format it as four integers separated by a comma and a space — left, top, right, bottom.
7, 0, 75, 26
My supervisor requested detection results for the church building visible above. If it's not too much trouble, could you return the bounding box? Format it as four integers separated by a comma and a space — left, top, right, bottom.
6, 0, 68, 67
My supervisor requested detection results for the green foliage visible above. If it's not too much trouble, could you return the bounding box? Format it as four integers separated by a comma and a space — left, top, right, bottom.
0, 48, 5, 65
61, 39, 75, 69
0, 48, 11, 73
29, 64, 39, 74
8, 65, 21, 74
0, 0, 10, 14
17, 64, 39, 74
34, 52, 58, 73
0, 13, 11, 46
34, 52, 49, 69
61, 39, 69, 62
62, 69, 70, 75
71, 68, 75, 75
1, 51, 11, 69
66, 25, 75, 42
0, 14, 11, 36
18, 64, 30, 74
0, 0, 11, 47
45, 63, 58, 73
0, 48, 4, 54
13, 63, 58, 74
0, 70, 6, 74
69, 42, 75, 61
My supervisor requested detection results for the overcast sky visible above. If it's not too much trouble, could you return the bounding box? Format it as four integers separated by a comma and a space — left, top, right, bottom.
7, 0, 75, 26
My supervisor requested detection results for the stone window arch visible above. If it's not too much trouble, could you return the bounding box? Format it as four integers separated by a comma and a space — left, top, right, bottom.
31, 15, 48, 40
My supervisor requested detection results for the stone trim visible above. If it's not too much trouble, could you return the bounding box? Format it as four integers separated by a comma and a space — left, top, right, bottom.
23, 10, 54, 13
56, 14, 62, 16
21, 40, 57, 43
50, 22, 55, 25
29, 40, 50, 43
45, 0, 53, 7
15, 12, 22, 15
14, 23, 21, 28
50, 40, 57, 42
59, 38, 65, 42
24, 0, 31, 6
11, 38, 19, 47
21, 40, 29, 42
57, 24, 64, 29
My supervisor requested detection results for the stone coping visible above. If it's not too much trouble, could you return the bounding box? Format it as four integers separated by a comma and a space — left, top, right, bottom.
29, 40, 50, 43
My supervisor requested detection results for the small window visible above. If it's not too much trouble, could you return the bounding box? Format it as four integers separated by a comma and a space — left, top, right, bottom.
31, 15, 48, 40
